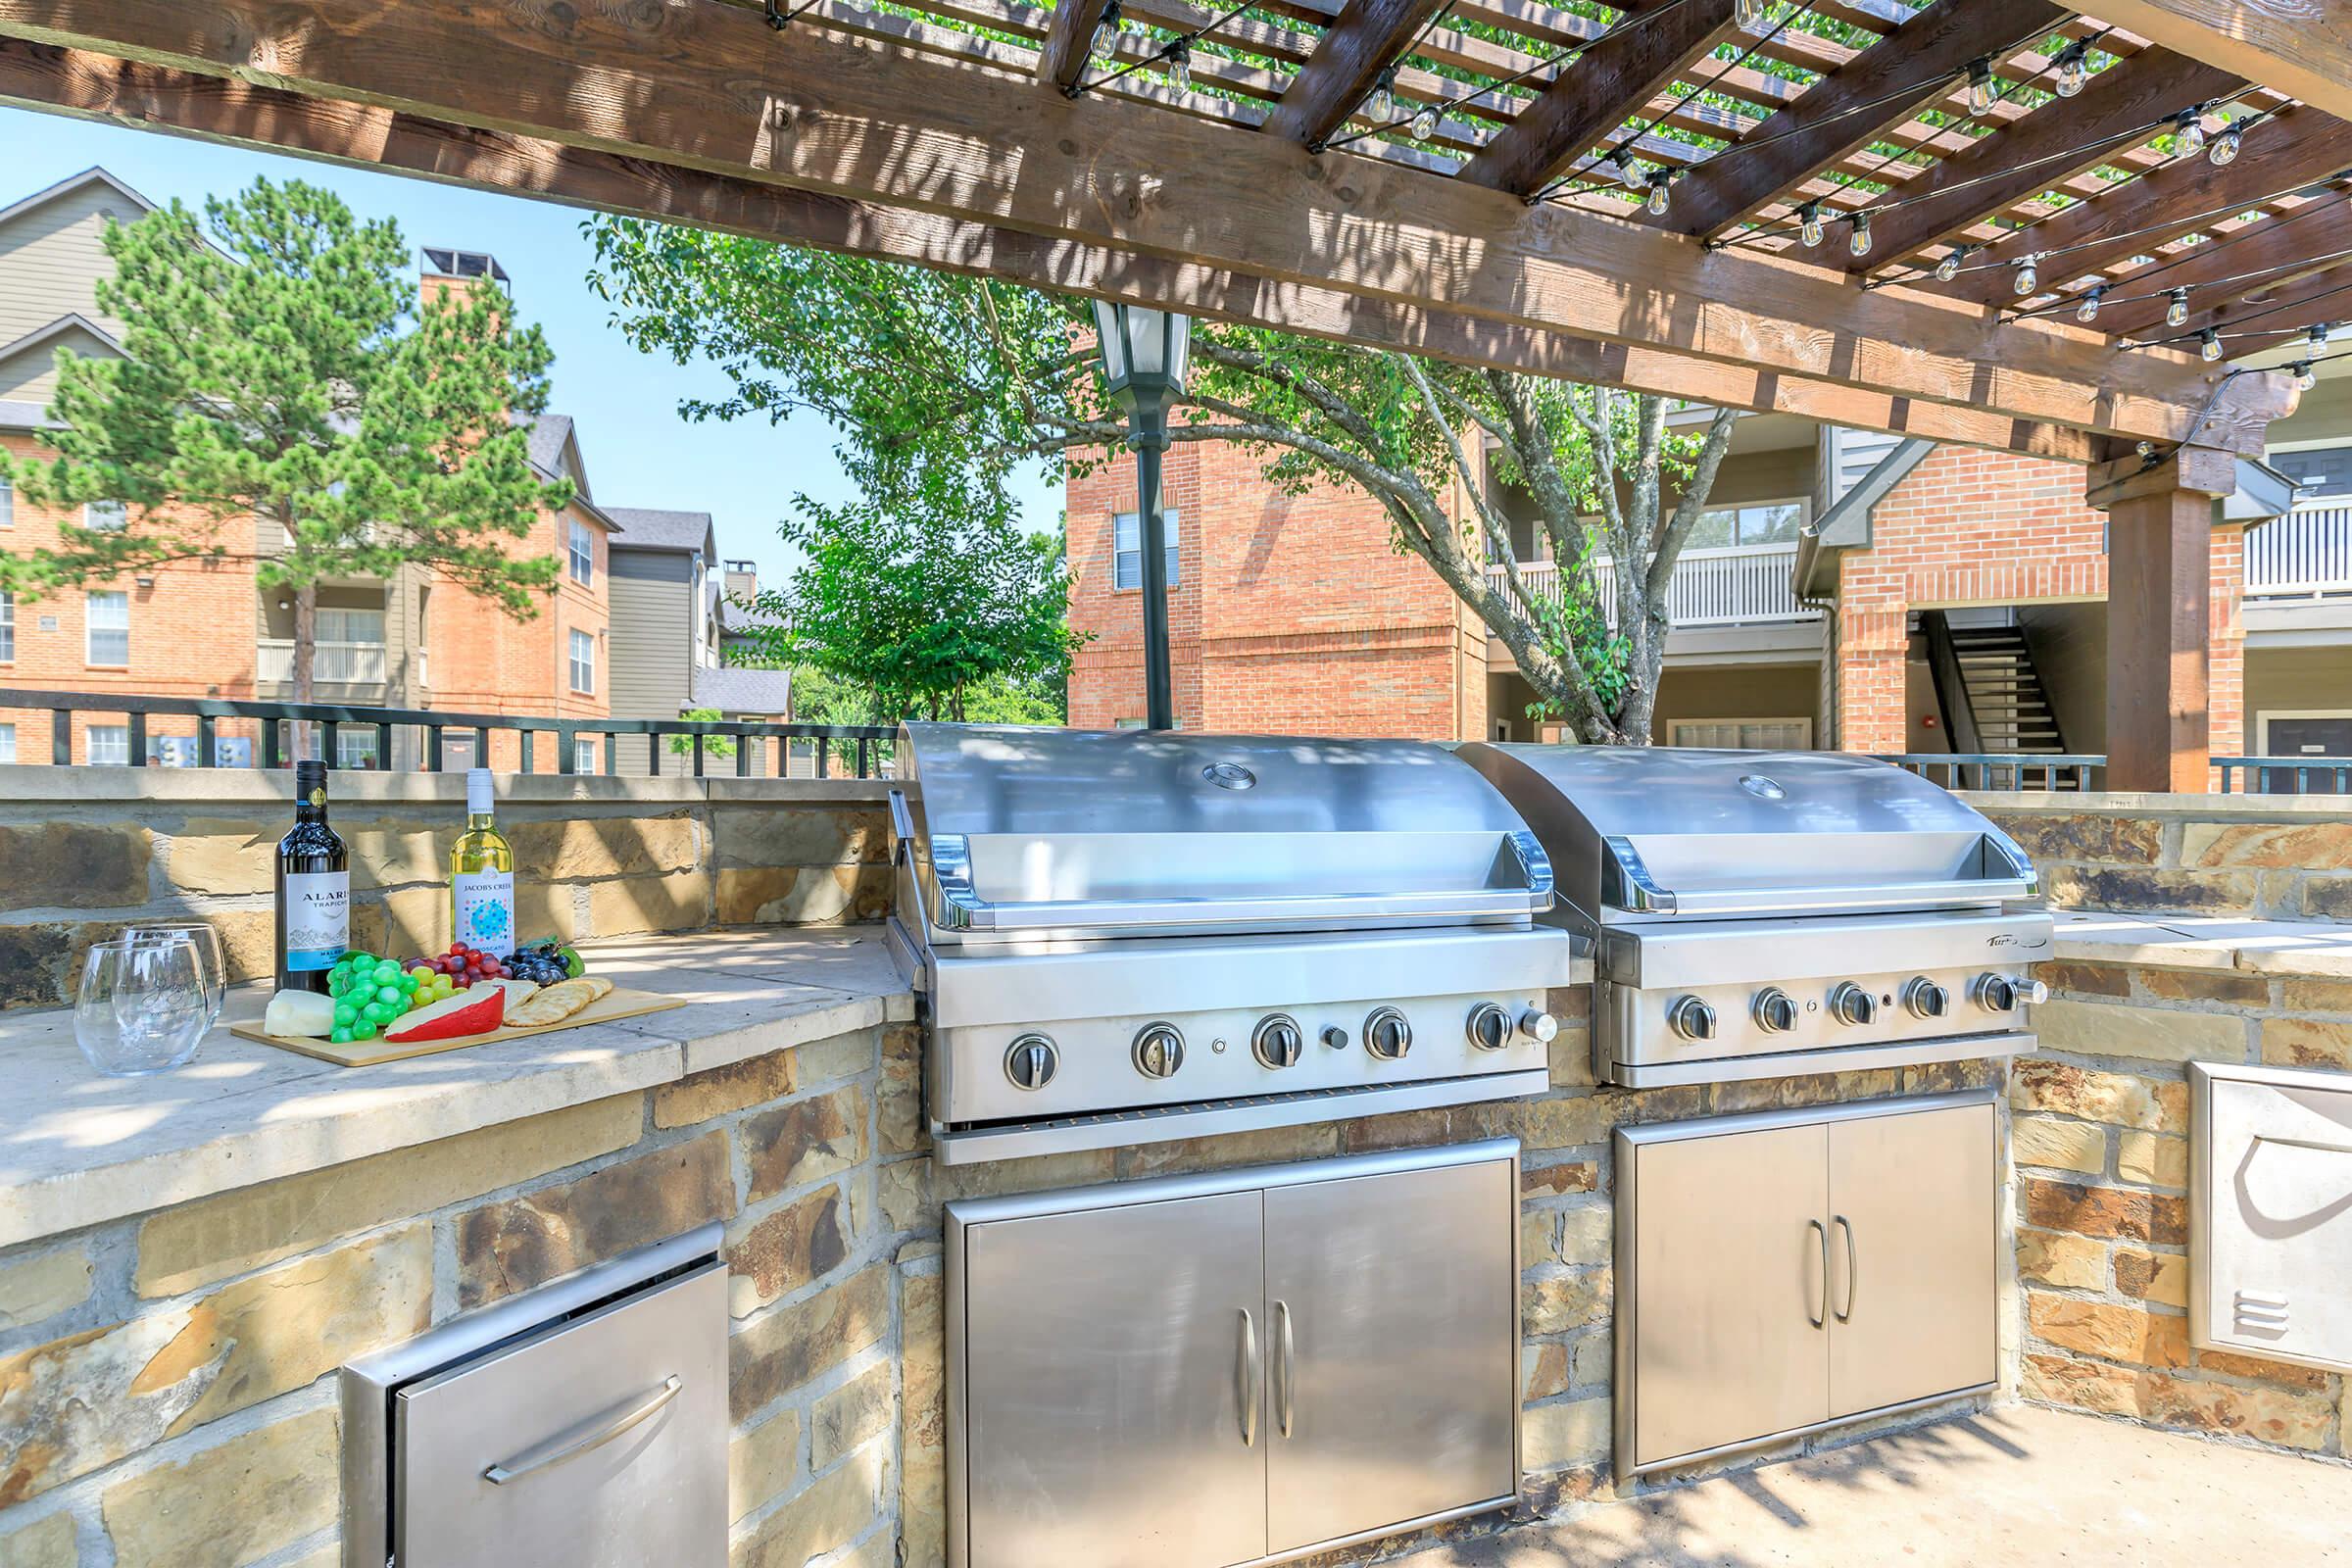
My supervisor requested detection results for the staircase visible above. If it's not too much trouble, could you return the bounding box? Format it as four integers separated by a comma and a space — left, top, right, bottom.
1922, 611, 2068, 762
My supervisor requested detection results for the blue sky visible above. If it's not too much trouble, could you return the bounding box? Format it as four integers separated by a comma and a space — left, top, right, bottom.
5, 108, 1065, 588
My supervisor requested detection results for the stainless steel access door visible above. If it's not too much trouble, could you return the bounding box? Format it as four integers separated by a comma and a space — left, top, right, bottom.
1262, 1160, 1516, 1557
1825, 1102, 1997, 1418
960, 1191, 1269, 1568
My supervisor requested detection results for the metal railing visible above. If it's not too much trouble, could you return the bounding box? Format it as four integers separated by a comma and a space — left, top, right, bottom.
2245, 502, 2352, 599
257, 639, 389, 686
1484, 544, 1816, 628
2218, 757, 2351, 793
1878, 753, 2106, 791
0, 688, 899, 778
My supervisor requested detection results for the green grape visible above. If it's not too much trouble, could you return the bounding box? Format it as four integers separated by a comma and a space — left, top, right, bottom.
333, 1004, 357, 1027
351, 1019, 378, 1040
330, 1026, 354, 1044
371, 960, 400, 985
374, 984, 403, 1006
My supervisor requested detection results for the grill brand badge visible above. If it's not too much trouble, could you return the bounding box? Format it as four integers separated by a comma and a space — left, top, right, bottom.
1739, 773, 1787, 800
1202, 761, 1256, 790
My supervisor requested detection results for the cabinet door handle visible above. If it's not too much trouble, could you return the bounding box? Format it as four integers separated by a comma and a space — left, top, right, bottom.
1805, 1219, 1829, 1329
1273, 1299, 1296, 1440
1237, 1308, 1260, 1448
1832, 1215, 1857, 1323
482, 1375, 682, 1486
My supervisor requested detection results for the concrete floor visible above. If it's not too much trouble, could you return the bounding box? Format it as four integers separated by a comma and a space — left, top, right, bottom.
1393, 1408, 2352, 1568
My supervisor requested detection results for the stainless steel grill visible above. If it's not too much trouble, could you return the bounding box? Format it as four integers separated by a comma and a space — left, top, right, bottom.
1456, 745, 2051, 1088
887, 723, 1575, 1165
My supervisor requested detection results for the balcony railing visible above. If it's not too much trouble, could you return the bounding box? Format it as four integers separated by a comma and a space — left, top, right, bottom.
2246, 502, 2352, 599
258, 638, 388, 685
1485, 544, 1816, 628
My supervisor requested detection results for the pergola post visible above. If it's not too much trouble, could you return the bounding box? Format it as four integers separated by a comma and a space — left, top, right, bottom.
2088, 447, 2233, 793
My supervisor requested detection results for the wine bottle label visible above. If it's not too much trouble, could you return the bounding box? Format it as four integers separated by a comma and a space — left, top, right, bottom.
283, 871, 350, 971
454, 870, 516, 951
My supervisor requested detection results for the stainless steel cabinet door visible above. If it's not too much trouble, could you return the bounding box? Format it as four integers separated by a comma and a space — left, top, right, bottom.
1629, 1124, 1831, 1470
1261, 1159, 1516, 1556
961, 1191, 1268, 1568
1826, 1102, 1997, 1418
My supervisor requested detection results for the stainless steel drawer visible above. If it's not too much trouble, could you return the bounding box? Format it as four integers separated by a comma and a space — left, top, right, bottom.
343, 1226, 727, 1568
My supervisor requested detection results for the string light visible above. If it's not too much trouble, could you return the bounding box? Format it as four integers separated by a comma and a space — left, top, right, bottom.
1365, 67, 1396, 124
2166, 288, 2190, 327
1646, 171, 1675, 216
1800, 202, 1825, 248
1936, 246, 1967, 283
1089, 0, 1122, 66
1162, 36, 1193, 91
2076, 285, 2105, 324
2209, 123, 2241, 166
1734, 0, 1767, 31
2310, 323, 2333, 351
1848, 210, 1873, 258
2011, 256, 2039, 296
1965, 58, 1997, 119
2199, 327, 2223, 362
2053, 40, 2089, 99
1410, 104, 1441, 140
2292, 361, 2318, 391
2176, 109, 2207, 157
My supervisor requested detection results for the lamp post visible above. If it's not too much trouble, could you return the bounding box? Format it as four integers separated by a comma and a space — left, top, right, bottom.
1090, 300, 1192, 730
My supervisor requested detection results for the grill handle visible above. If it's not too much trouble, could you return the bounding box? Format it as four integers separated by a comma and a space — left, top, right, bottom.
888, 789, 917, 862
1616, 877, 2035, 918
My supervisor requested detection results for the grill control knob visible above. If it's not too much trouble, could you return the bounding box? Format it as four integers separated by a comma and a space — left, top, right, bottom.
1667, 995, 1717, 1043
1829, 982, 1878, 1026
1973, 974, 2049, 1011
1004, 1034, 1057, 1091
1752, 987, 1799, 1034
1518, 1006, 1561, 1044
1466, 1002, 1511, 1052
1252, 1013, 1304, 1069
1364, 1006, 1412, 1060
1903, 977, 1951, 1020
1132, 1022, 1186, 1080
1321, 1025, 1349, 1051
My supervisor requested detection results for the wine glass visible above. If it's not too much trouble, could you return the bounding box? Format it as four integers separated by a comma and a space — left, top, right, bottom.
125, 922, 226, 1032
75, 936, 208, 1077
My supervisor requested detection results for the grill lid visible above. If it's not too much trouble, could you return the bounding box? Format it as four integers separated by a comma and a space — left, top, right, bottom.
1455, 745, 2036, 924
897, 723, 1551, 942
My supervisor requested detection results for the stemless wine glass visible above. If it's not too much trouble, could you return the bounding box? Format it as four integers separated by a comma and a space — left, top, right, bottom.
126, 921, 226, 1033
75, 936, 208, 1077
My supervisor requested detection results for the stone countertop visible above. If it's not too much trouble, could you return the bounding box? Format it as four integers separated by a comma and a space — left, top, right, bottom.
2050, 907, 2352, 979
0, 930, 914, 1250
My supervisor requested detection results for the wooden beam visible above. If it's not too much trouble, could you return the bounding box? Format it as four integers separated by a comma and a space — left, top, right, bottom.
2078, 0, 2352, 125
1038, 0, 1112, 92
1261, 0, 1447, 150
1953, 107, 2352, 308
0, 40, 2110, 462
1850, 49, 2242, 271
2101, 482, 2215, 791
2096, 193, 2352, 337
1665, 0, 2061, 242
2084, 440, 2236, 506
0, 0, 2294, 452
1460, 0, 1739, 198
2165, 266, 2352, 353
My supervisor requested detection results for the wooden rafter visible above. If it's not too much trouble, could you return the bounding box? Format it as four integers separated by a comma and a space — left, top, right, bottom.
1849, 48, 2242, 271
2128, 257, 2352, 346
2095, 194, 2352, 337
1038, 0, 1113, 92
1262, 0, 1448, 150
1460, 0, 1740, 198
2079, 0, 2352, 125
1662, 0, 2063, 242
0, 0, 2297, 453
1952, 106, 2352, 307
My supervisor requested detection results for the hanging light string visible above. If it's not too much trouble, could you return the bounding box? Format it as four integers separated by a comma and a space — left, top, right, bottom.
1311, 2, 1463, 152
2002, 220, 2352, 326
1321, 0, 1709, 154
1067, 0, 1258, 97
2122, 272, 2352, 348
1531, 0, 1823, 211
762, 0, 829, 30
1717, 26, 2107, 257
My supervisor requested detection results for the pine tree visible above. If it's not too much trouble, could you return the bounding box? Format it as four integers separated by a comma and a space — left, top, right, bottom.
2, 177, 573, 701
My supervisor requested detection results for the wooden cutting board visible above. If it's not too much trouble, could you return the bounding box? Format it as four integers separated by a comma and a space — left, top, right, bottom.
232, 985, 686, 1067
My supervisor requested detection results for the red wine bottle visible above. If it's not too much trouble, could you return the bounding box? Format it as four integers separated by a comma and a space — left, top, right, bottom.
275, 760, 350, 993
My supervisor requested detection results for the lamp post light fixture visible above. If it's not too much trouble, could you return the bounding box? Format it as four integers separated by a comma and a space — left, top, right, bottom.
1090, 299, 1193, 730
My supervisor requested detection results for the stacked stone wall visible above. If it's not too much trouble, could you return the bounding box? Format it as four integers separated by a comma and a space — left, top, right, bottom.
1977, 797, 2352, 923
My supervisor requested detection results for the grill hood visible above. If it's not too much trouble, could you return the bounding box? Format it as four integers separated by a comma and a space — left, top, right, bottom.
895, 723, 1552, 946
1455, 745, 2036, 928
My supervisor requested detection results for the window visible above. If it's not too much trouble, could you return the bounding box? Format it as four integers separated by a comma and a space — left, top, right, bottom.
1687, 502, 1805, 551
1671, 717, 1814, 751
2274, 446, 2352, 500
0, 473, 13, 528
569, 628, 595, 694
86, 591, 128, 665
334, 728, 381, 769
0, 724, 14, 763
568, 518, 594, 586
0, 592, 12, 662
313, 607, 386, 683
87, 725, 129, 765
1112, 509, 1181, 591
83, 500, 126, 531
573, 737, 598, 775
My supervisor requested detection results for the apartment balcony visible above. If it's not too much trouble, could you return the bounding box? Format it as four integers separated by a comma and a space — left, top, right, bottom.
1485, 544, 1818, 628
255, 637, 390, 702
2242, 501, 2352, 643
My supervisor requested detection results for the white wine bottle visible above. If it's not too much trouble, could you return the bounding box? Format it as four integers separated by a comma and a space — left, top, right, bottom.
449, 767, 516, 955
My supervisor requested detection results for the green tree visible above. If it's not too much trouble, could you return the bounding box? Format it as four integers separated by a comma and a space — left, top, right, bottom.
665, 708, 738, 760
586, 223, 1737, 744
4, 178, 573, 701
734, 498, 1080, 724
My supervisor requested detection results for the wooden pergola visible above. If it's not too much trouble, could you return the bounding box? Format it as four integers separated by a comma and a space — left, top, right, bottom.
0, 0, 2341, 787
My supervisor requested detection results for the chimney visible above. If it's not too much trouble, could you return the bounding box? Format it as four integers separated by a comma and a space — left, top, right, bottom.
723, 559, 760, 607
419, 247, 512, 303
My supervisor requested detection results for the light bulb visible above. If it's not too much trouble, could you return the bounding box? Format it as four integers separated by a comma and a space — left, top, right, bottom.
1590, 157, 1627, 187
2178, 113, 2207, 156
1410, 104, 1440, 140
2012, 258, 2038, 296
1365, 68, 1395, 124
1646, 174, 1673, 216
2310, 323, 2332, 351
1936, 248, 1964, 282
2209, 124, 2240, 166
2055, 44, 2087, 98
2293, 361, 2318, 392
1800, 203, 1824, 248
1164, 36, 1192, 93
1848, 211, 1873, 258
1090, 0, 1122, 66
1966, 59, 1997, 118
2077, 286, 2104, 323
1735, 0, 1766, 32
2166, 289, 2190, 327
2200, 328, 2223, 362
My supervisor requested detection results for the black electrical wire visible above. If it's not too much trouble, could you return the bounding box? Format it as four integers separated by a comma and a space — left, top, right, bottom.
2123, 273, 2352, 347
2005, 239, 2352, 325
1069, 0, 1257, 97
